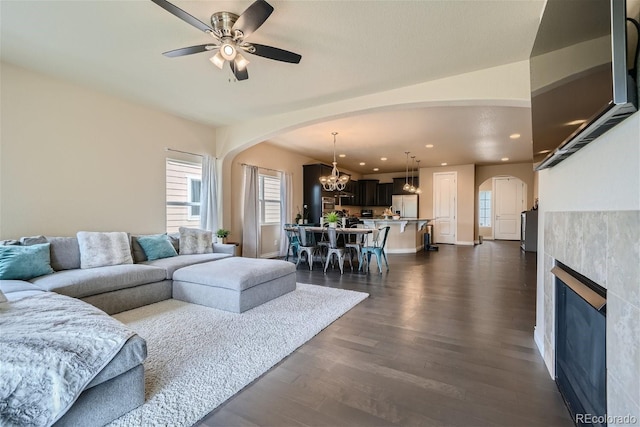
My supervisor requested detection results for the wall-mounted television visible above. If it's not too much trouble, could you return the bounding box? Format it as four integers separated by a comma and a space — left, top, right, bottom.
530, 0, 638, 170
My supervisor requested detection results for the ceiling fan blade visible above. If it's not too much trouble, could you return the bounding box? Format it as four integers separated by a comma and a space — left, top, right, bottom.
230, 60, 249, 81
162, 44, 217, 58
150, 0, 213, 33
232, 0, 274, 39
249, 44, 301, 63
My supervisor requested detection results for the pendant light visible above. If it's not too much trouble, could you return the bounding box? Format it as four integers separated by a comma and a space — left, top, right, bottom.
409, 156, 416, 193
415, 160, 422, 194
403, 151, 411, 191
319, 132, 350, 191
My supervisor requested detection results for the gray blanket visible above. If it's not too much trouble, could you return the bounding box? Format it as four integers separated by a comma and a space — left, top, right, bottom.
0, 293, 135, 426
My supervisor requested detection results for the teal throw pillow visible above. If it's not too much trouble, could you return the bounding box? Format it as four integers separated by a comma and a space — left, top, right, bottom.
137, 234, 178, 261
0, 243, 54, 280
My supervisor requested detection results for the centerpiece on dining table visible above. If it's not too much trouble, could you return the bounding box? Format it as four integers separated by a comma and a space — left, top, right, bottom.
323, 211, 340, 228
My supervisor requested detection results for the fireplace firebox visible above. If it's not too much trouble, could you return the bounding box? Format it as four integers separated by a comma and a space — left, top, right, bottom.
554, 262, 606, 427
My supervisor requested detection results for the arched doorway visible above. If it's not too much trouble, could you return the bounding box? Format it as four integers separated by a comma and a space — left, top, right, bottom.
478, 175, 527, 241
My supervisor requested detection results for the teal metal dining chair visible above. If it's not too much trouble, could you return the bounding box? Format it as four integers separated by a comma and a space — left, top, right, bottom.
360, 226, 391, 274
284, 224, 300, 262
345, 224, 368, 271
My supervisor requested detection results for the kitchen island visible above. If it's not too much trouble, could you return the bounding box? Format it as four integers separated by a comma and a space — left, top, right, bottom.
360, 218, 432, 253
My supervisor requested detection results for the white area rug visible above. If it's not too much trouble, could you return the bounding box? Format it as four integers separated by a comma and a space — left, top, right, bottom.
108, 283, 368, 426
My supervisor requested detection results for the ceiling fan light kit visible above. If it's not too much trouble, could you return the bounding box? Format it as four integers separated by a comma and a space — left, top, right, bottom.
151, 0, 301, 81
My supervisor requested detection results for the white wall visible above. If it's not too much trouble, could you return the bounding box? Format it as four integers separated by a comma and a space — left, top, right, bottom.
536, 112, 639, 347
536, 112, 640, 421
0, 62, 217, 238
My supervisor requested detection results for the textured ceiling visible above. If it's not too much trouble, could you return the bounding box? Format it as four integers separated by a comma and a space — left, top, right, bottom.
1, 0, 547, 168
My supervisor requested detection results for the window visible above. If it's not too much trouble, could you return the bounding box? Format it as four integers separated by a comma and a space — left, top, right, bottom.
187, 176, 201, 219
166, 159, 202, 233
259, 174, 281, 224
479, 190, 491, 227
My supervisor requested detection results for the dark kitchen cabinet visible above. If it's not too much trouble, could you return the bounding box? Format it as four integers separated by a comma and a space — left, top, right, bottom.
358, 179, 379, 206
303, 163, 334, 223
376, 183, 393, 206
393, 177, 420, 194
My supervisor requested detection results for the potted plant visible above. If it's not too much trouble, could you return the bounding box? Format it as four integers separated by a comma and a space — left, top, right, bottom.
216, 228, 230, 244
323, 211, 340, 228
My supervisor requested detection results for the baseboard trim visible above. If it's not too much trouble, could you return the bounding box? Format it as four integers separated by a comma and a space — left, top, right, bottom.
455, 241, 474, 246
534, 326, 544, 357
386, 246, 423, 254
260, 251, 279, 259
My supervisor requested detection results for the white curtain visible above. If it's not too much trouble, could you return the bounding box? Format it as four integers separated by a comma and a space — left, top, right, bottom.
278, 171, 292, 257
241, 165, 260, 258
199, 155, 219, 232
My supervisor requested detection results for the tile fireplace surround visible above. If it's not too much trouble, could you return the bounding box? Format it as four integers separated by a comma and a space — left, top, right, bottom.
541, 210, 640, 424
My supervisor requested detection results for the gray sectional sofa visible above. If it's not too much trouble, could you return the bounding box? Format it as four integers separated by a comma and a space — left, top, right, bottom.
4, 235, 235, 315
0, 232, 236, 426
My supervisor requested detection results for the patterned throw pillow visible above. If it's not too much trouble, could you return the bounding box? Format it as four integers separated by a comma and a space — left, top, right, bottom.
178, 227, 213, 255
77, 232, 133, 269
0, 243, 54, 280
137, 234, 178, 261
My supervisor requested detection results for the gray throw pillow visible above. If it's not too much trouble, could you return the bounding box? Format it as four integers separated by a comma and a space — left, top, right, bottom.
20, 235, 48, 246
167, 233, 180, 253
178, 227, 213, 255
0, 240, 20, 246
130, 236, 148, 263
77, 231, 133, 269
46, 237, 81, 271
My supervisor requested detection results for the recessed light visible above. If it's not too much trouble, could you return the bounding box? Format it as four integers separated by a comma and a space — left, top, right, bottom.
509, 133, 521, 139
338, 154, 346, 158
501, 157, 509, 161
380, 157, 387, 161
441, 162, 447, 166
425, 144, 434, 148
359, 162, 366, 166
373, 168, 379, 171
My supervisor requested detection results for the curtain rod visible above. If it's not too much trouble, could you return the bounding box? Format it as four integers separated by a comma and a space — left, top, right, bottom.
240, 163, 284, 174
166, 147, 217, 159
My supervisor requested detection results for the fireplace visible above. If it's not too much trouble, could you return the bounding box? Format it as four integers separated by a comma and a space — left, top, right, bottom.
554, 262, 607, 426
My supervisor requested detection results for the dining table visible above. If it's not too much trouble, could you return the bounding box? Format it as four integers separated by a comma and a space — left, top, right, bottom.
284, 225, 375, 272
284, 226, 373, 235
284, 225, 374, 245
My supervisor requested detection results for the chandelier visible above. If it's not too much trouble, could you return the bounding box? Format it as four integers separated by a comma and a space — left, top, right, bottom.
319, 132, 350, 191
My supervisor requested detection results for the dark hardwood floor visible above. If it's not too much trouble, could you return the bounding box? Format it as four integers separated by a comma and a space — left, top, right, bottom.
198, 241, 573, 427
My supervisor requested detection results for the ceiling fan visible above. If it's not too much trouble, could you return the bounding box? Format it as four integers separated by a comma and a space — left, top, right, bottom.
150, 0, 301, 81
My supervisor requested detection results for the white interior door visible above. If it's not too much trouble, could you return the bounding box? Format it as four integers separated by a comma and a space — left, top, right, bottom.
493, 177, 525, 240
433, 172, 457, 244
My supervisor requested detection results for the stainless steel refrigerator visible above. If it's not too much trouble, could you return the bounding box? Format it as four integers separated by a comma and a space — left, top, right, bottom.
391, 194, 418, 218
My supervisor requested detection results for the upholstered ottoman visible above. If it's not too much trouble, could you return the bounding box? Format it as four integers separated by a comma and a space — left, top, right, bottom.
172, 258, 296, 313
